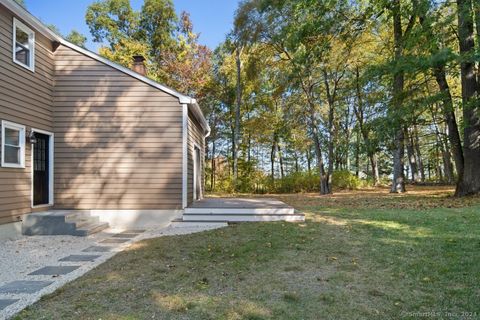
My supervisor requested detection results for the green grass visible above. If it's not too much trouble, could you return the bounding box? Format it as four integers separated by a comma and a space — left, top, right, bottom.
16, 187, 480, 319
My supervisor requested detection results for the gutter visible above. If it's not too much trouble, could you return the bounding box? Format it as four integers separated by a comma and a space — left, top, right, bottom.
182, 99, 211, 137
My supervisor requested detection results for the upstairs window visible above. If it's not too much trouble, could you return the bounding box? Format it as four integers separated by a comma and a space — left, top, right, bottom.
1, 120, 25, 168
13, 18, 35, 72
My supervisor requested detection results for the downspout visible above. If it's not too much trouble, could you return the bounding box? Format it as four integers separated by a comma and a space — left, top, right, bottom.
182, 103, 188, 209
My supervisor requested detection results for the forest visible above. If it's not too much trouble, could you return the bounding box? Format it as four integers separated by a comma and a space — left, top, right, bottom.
32, 0, 480, 197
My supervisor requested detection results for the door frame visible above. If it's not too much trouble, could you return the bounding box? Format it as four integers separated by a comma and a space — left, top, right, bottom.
192, 143, 202, 201
31, 128, 54, 208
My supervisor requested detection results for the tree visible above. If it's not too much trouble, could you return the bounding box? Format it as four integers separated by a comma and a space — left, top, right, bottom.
417, 0, 464, 184
80, 0, 480, 196
455, 0, 480, 196
388, 0, 415, 193
65, 30, 88, 48
233, 44, 242, 186
86, 0, 212, 101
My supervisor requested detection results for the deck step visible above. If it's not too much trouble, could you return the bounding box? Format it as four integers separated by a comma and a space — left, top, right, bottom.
22, 211, 109, 236
184, 207, 295, 215
182, 213, 305, 222
170, 219, 228, 228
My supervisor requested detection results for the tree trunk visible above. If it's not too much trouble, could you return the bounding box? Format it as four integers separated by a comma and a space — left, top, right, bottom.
309, 109, 330, 195
419, 0, 465, 182
456, 0, 480, 196
413, 126, 425, 183
211, 138, 216, 191
474, 0, 480, 82
306, 148, 312, 173
355, 127, 360, 178
431, 103, 454, 183
277, 141, 285, 179
435, 140, 443, 182
370, 154, 380, 186
433, 67, 464, 180
390, 0, 406, 193
442, 150, 455, 184
405, 128, 419, 183
353, 66, 379, 185
233, 46, 242, 188
344, 105, 352, 171
323, 70, 336, 192
270, 136, 276, 181
230, 126, 235, 176
294, 152, 299, 173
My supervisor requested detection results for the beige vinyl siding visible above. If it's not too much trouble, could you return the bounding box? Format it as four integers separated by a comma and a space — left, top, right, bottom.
0, 5, 54, 224
187, 110, 205, 205
53, 45, 183, 210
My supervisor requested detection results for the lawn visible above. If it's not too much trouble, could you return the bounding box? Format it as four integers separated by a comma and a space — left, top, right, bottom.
16, 186, 480, 320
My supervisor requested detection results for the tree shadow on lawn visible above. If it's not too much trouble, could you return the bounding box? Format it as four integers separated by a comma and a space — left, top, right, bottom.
15, 204, 480, 320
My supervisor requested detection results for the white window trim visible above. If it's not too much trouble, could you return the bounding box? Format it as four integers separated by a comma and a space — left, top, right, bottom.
1, 120, 26, 168
12, 18, 35, 72
30, 128, 54, 208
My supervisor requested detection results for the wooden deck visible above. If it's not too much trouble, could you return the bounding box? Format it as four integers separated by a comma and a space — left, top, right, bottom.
188, 198, 294, 209
182, 197, 304, 222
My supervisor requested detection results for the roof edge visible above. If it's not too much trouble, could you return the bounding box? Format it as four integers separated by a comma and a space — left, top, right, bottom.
187, 101, 211, 136
2, 0, 62, 42
59, 40, 193, 103
1, 0, 210, 134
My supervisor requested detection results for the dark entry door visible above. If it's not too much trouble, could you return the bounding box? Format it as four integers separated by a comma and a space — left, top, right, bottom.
33, 133, 49, 206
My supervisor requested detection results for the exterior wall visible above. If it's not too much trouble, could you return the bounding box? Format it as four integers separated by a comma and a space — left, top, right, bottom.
53, 45, 184, 210
187, 110, 205, 205
0, 5, 54, 224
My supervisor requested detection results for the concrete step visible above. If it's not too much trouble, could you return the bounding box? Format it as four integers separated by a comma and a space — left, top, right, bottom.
73, 216, 101, 229
22, 210, 109, 236
64, 210, 94, 222
182, 213, 305, 222
184, 207, 295, 215
74, 222, 110, 236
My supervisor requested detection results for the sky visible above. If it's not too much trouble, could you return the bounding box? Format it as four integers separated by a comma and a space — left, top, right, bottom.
24, 0, 238, 51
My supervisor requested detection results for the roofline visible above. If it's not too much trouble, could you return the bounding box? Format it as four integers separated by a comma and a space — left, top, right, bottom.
1, 0, 211, 135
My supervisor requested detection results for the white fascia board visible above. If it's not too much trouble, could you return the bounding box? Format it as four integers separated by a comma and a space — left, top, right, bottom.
2, 0, 212, 134
187, 102, 211, 137
60, 42, 212, 136
60, 41, 194, 102
2, 0, 62, 42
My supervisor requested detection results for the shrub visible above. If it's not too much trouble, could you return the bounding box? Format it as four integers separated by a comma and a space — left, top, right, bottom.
273, 172, 320, 193
331, 170, 363, 190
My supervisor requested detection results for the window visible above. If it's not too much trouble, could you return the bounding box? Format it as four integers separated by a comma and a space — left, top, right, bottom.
1, 120, 25, 168
13, 18, 35, 72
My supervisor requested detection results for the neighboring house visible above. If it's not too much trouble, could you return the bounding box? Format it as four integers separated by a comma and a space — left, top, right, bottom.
0, 0, 210, 235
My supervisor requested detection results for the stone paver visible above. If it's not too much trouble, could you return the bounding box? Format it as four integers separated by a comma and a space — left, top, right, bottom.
1, 223, 226, 319
29, 266, 80, 276
0, 299, 18, 310
82, 246, 112, 253
0, 281, 53, 294
99, 238, 129, 244
111, 233, 137, 238
59, 255, 100, 262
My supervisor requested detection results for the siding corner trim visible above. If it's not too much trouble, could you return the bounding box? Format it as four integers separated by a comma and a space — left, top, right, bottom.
182, 103, 188, 209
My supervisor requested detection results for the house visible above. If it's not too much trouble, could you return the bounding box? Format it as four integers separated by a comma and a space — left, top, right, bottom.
0, 0, 210, 237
